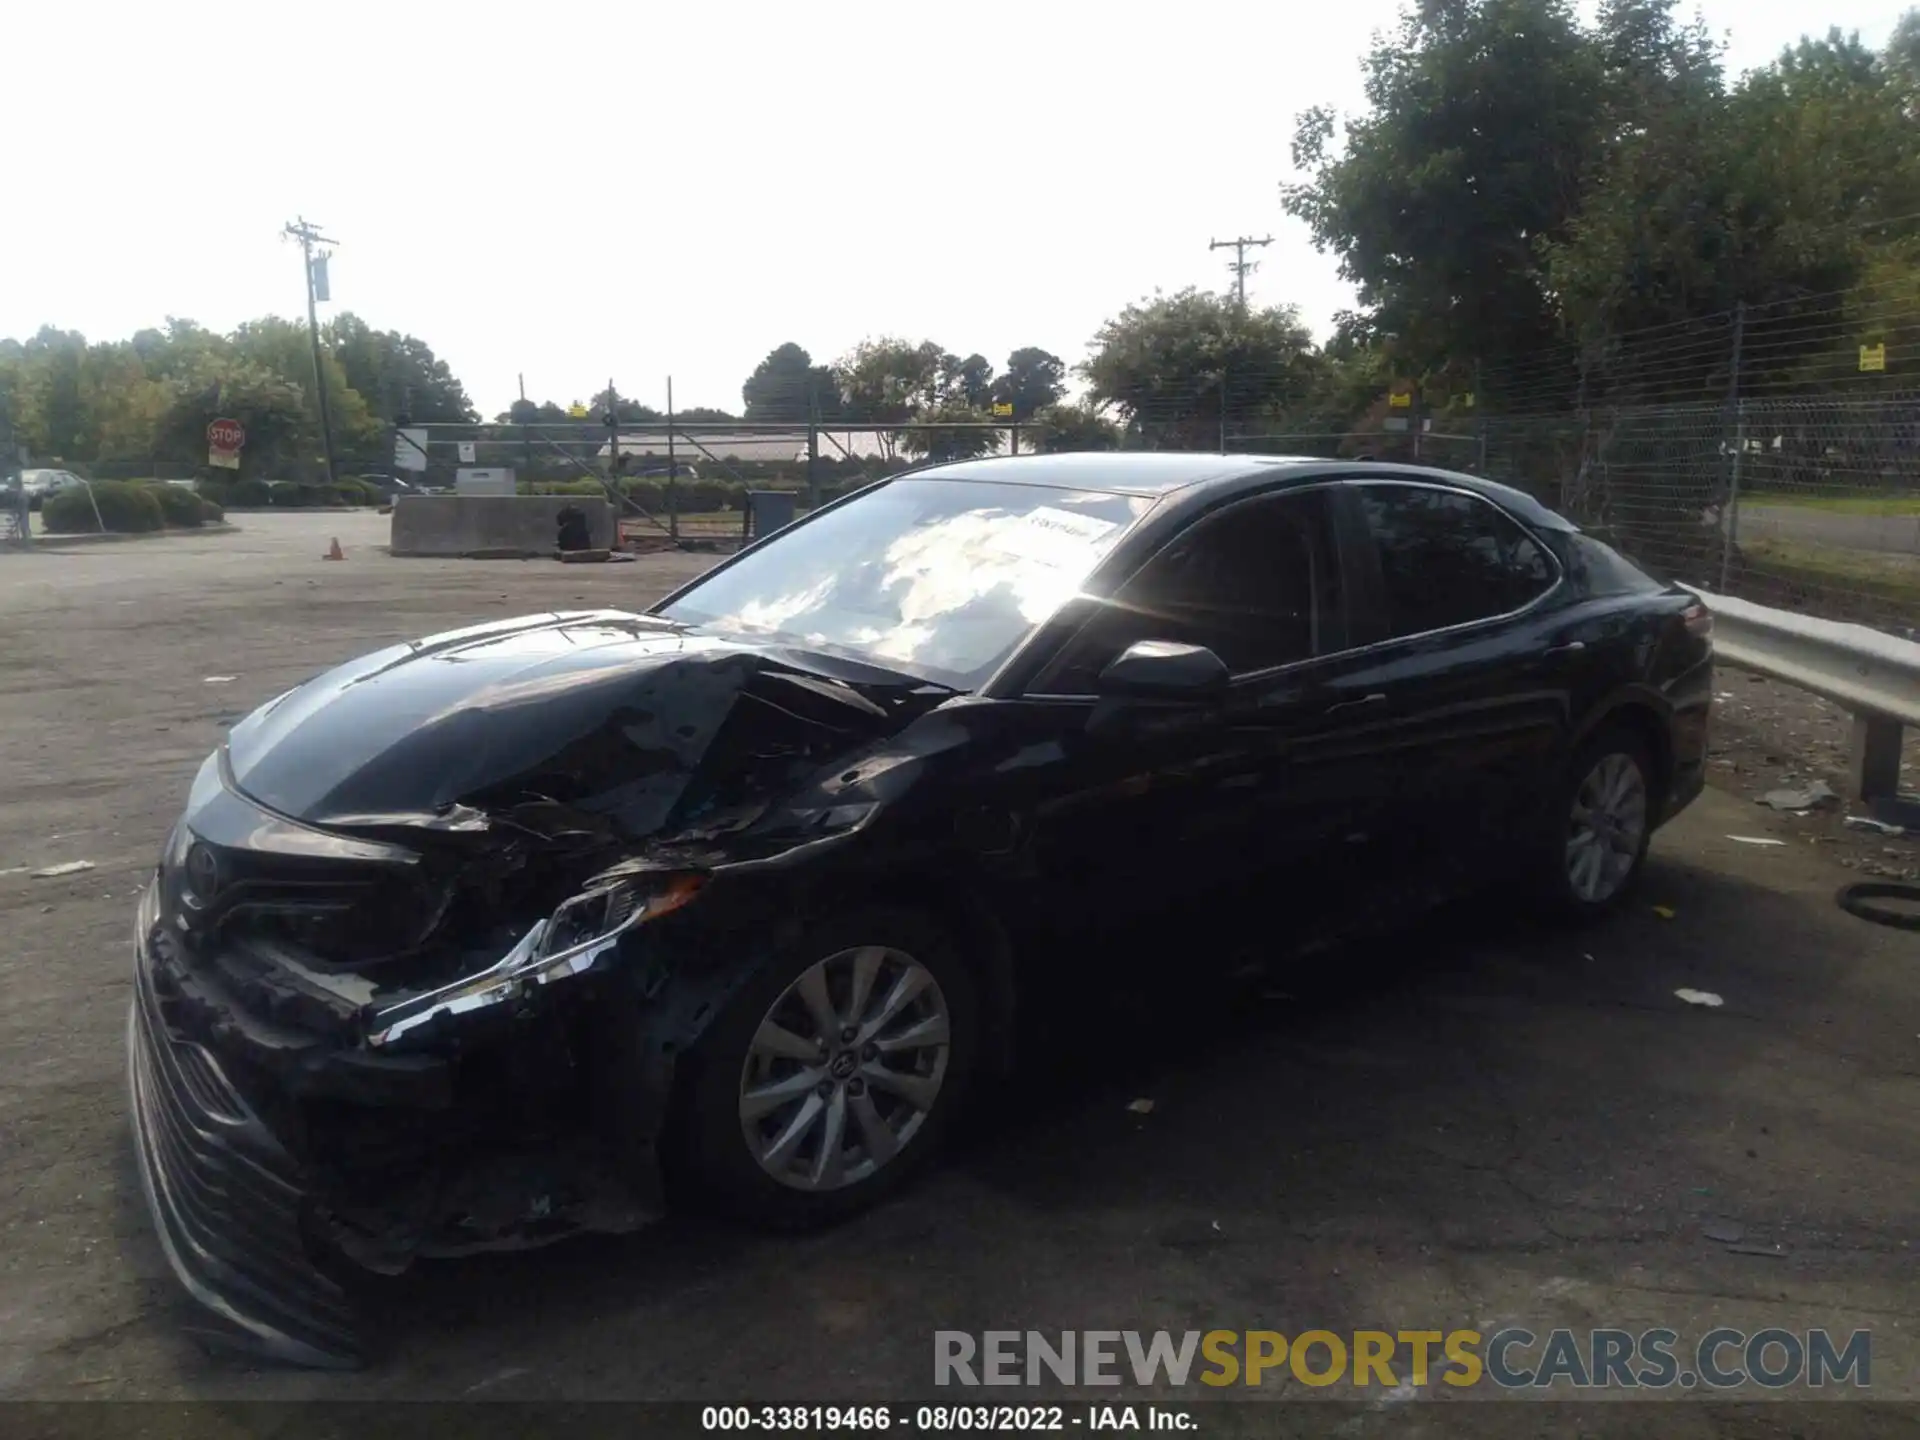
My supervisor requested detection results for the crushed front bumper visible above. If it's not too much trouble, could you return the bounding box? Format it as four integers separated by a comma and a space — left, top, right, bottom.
127, 893, 365, 1369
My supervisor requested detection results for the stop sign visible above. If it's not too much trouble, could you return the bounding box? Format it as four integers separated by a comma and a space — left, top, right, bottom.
207, 418, 246, 450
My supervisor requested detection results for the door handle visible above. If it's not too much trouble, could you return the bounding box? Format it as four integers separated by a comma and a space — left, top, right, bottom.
1543, 640, 1587, 657
1325, 692, 1386, 717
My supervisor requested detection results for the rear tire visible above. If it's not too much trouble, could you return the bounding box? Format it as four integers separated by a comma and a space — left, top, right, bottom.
1531, 729, 1656, 924
670, 905, 979, 1231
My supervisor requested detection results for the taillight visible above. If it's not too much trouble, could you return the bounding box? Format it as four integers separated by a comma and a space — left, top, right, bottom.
1682, 602, 1713, 640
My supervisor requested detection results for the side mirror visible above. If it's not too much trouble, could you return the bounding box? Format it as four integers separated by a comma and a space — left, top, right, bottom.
1094, 640, 1230, 701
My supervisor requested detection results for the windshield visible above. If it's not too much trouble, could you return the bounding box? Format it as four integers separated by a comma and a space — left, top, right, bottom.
658, 477, 1152, 689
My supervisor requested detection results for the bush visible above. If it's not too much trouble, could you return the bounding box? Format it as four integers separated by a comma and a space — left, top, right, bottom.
198, 495, 225, 523
198, 479, 233, 508
43, 480, 165, 534
227, 478, 272, 506
147, 483, 210, 528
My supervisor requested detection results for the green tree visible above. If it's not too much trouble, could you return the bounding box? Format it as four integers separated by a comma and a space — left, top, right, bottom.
742, 342, 841, 422
834, 337, 949, 455
1024, 402, 1122, 453
1544, 23, 1920, 355
936, 353, 995, 409
154, 356, 312, 478
1284, 0, 1612, 380
325, 313, 477, 423
988, 347, 1067, 419
1081, 289, 1320, 448
898, 402, 999, 462
587, 388, 664, 425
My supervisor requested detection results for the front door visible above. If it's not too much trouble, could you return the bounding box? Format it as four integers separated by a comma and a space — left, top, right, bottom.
1010, 485, 1377, 945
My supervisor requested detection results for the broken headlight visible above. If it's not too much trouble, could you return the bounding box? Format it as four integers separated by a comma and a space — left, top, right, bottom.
365, 872, 705, 1048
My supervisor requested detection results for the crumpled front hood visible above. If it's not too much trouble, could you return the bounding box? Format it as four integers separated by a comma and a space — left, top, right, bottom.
225, 609, 912, 840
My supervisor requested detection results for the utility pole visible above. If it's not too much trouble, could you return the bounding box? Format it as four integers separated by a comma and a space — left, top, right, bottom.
1209, 235, 1273, 308
284, 218, 340, 484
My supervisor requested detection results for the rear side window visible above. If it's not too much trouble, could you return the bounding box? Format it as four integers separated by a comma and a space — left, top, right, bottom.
1356, 484, 1556, 637
1564, 533, 1662, 597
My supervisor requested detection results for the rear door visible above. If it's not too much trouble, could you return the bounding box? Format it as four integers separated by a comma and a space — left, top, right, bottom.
1332, 478, 1582, 902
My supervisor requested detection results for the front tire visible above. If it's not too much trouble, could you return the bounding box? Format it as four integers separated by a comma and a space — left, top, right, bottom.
672, 905, 979, 1230
1532, 730, 1655, 923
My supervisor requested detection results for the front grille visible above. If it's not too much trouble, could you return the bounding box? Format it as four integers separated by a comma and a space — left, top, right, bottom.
128, 938, 365, 1369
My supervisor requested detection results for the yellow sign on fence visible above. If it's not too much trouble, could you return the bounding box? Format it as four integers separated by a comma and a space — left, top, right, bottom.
1860, 344, 1888, 373
1387, 391, 1412, 409
991, 402, 1014, 417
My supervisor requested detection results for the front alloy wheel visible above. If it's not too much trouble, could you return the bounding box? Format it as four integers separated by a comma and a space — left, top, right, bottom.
674, 905, 978, 1228
1565, 749, 1649, 905
739, 946, 952, 1192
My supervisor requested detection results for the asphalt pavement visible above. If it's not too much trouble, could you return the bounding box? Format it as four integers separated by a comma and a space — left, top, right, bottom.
1, 515, 1916, 1418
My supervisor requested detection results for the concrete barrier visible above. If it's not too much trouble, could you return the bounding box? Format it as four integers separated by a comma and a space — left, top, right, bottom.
389, 495, 616, 558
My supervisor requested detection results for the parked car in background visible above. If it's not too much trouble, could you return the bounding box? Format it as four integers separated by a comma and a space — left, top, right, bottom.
357, 473, 421, 498
18, 468, 87, 509
128, 454, 1713, 1367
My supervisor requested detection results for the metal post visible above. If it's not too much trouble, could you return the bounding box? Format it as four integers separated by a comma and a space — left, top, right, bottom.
1473, 361, 1488, 473
805, 377, 820, 510
666, 376, 678, 541
1218, 370, 1228, 454
1719, 303, 1747, 591
1721, 399, 1747, 591
1009, 422, 1019, 457
519, 372, 531, 476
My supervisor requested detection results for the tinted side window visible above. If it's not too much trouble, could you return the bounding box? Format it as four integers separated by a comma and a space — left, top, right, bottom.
1356, 485, 1555, 637
1565, 532, 1661, 597
1040, 490, 1344, 688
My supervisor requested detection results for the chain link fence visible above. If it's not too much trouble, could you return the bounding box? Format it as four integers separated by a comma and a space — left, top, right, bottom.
384, 420, 1042, 547
1479, 392, 1920, 633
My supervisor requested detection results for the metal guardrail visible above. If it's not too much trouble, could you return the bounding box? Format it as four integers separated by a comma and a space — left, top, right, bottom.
1678, 584, 1920, 802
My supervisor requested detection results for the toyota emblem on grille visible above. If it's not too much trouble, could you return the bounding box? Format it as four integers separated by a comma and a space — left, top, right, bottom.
184, 843, 221, 902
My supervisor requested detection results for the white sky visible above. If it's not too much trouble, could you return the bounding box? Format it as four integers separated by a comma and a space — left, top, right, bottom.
7, 0, 1911, 417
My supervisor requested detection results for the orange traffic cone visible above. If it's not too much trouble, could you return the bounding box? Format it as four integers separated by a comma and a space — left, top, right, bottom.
323, 537, 344, 561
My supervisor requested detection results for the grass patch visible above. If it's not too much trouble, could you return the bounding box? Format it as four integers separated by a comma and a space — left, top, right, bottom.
1743, 491, 1920, 516
1736, 536, 1920, 629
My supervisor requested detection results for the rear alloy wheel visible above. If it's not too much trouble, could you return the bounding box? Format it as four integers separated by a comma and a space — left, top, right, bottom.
676, 907, 977, 1228
1537, 733, 1655, 921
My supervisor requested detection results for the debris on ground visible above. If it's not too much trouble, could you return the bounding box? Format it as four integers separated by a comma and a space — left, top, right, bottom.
202, 675, 237, 684
30, 861, 96, 879
1126, 1098, 1156, 1115
1844, 814, 1907, 837
1725, 835, 1786, 847
1675, 988, 1724, 1008
1724, 1243, 1789, 1259
1759, 781, 1839, 812
1652, 904, 1677, 919
1702, 1218, 1745, 1243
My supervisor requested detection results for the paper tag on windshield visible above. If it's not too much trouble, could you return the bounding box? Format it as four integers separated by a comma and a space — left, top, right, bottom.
989, 507, 1119, 567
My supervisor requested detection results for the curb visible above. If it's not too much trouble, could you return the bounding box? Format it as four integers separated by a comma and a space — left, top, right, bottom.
24, 523, 243, 549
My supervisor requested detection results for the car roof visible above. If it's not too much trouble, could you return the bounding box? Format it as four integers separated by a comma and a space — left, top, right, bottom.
899, 452, 1574, 530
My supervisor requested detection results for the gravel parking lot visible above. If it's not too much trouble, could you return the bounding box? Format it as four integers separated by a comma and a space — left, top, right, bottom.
3, 514, 1918, 1420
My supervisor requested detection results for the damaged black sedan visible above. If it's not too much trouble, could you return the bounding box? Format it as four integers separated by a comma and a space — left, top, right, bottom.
129, 454, 1712, 1366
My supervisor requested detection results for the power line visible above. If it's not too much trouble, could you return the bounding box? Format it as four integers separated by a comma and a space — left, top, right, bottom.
283, 217, 340, 485
1209, 235, 1273, 308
